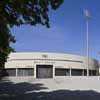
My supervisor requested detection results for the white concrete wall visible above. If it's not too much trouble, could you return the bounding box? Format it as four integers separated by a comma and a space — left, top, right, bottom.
5, 52, 99, 70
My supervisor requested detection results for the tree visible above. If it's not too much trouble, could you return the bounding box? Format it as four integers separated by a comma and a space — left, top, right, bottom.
0, 0, 63, 69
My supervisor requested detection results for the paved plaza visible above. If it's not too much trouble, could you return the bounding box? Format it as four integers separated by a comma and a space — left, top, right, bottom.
0, 76, 100, 100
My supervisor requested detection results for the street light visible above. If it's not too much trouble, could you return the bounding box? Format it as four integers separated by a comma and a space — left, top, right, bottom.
84, 9, 91, 76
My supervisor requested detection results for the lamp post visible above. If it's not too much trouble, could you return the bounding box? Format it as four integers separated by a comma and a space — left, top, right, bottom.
84, 9, 91, 76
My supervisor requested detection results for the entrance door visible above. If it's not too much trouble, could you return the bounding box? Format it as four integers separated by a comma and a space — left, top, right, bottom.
36, 65, 53, 78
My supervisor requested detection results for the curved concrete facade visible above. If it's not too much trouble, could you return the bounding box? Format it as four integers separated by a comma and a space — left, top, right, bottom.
5, 52, 99, 78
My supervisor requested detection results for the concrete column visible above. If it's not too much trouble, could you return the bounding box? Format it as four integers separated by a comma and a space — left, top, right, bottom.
16, 68, 18, 77
34, 65, 36, 78
91, 70, 92, 76
53, 66, 55, 78
70, 67, 71, 76
82, 69, 84, 76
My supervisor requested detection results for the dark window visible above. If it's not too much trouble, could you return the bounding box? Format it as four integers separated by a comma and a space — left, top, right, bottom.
89, 70, 92, 76
6, 69, 16, 76
92, 70, 97, 76
85, 69, 97, 76
71, 69, 83, 76
17, 68, 34, 76
84, 69, 87, 76
55, 68, 69, 76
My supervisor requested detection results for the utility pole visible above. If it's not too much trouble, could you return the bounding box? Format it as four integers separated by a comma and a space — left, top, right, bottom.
84, 9, 91, 76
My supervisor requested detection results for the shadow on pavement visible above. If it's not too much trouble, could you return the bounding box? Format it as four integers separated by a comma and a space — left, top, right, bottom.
0, 79, 100, 100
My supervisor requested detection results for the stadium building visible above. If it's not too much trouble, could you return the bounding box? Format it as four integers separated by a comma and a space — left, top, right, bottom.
5, 52, 99, 78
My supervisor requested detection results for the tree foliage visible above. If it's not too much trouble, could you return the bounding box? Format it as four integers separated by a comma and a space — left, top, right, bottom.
0, 0, 63, 68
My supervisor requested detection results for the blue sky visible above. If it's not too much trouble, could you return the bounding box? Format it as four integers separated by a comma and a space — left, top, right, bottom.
11, 0, 100, 61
